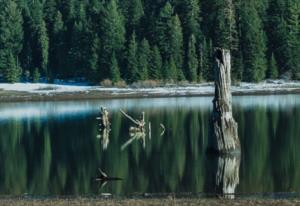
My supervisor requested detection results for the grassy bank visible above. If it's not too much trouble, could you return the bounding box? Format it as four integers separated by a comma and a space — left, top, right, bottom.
0, 198, 299, 206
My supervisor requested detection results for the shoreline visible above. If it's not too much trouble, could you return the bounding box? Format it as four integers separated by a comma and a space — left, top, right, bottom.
0, 197, 299, 206
0, 81, 300, 102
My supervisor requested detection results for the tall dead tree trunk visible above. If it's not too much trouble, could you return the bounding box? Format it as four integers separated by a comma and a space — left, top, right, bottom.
209, 48, 240, 154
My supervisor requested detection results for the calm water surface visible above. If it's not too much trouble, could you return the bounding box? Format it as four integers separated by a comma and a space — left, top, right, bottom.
0, 95, 299, 196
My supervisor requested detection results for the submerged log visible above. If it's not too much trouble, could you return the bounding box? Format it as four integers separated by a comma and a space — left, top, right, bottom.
209, 48, 240, 154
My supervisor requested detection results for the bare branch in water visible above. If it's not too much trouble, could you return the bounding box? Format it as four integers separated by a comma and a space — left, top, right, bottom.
120, 109, 140, 125
160, 123, 166, 136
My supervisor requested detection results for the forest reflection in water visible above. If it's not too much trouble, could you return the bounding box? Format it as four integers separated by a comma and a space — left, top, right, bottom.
0, 95, 299, 196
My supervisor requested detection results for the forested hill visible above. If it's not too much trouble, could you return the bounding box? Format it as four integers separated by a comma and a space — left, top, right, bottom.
0, 0, 299, 84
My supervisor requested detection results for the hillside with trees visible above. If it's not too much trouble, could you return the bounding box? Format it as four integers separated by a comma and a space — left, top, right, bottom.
0, 0, 299, 84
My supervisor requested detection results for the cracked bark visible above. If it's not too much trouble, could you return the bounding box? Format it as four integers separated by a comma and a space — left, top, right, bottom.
209, 48, 240, 154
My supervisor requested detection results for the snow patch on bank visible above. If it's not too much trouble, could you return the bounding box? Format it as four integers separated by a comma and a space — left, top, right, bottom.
0, 83, 92, 93
0, 80, 300, 95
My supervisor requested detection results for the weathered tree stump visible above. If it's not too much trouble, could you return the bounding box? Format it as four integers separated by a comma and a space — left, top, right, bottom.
209, 48, 240, 154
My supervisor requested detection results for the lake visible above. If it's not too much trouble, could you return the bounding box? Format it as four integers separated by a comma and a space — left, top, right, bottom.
0, 95, 299, 197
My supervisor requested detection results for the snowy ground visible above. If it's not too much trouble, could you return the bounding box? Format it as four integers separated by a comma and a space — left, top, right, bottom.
0, 80, 300, 101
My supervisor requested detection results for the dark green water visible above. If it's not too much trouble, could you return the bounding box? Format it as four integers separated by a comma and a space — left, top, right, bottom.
0, 95, 299, 196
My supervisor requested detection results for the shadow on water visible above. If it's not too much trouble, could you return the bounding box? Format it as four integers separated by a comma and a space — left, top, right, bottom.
0, 95, 299, 196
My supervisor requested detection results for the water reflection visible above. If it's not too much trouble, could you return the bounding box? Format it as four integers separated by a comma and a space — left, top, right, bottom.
206, 155, 240, 199
0, 95, 299, 195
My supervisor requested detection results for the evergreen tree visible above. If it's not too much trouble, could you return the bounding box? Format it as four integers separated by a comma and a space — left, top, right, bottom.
126, 32, 139, 82
171, 15, 184, 76
110, 52, 121, 83
68, 3, 89, 77
100, 0, 125, 79
122, 0, 144, 33
241, 2, 267, 82
267, 0, 288, 75
29, 0, 49, 76
267, 53, 279, 79
204, 0, 242, 81
187, 35, 198, 82
38, 20, 49, 74
162, 56, 178, 81
138, 38, 150, 80
0, 0, 298, 83
86, 35, 100, 82
4, 52, 22, 83
44, 0, 57, 28
32, 67, 40, 83
202, 39, 214, 81
149, 45, 162, 80
0, 0, 23, 82
286, 0, 300, 79
49, 11, 65, 79
179, 0, 202, 40
167, 56, 178, 81
154, 2, 173, 60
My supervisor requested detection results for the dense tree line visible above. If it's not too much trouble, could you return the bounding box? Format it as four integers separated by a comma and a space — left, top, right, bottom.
0, 0, 299, 84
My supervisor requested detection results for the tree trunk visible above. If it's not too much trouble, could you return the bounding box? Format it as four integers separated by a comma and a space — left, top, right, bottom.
209, 48, 240, 154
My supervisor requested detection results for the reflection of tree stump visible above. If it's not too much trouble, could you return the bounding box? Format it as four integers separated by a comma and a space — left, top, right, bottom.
209, 48, 240, 154
97, 107, 111, 150
100, 107, 110, 129
215, 155, 240, 199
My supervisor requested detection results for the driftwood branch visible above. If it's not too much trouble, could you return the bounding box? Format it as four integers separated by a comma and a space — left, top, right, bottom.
120, 109, 140, 125
160, 123, 166, 136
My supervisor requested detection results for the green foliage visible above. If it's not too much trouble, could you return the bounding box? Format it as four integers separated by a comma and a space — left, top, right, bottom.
32, 67, 40, 83
100, 0, 125, 79
49, 11, 65, 80
165, 56, 178, 81
187, 35, 198, 82
171, 15, 184, 74
267, 0, 300, 79
0, 0, 298, 83
4, 52, 22, 83
154, 2, 173, 60
202, 39, 214, 81
286, 0, 300, 79
178, 0, 202, 40
29, 0, 49, 76
0, 0, 23, 82
126, 32, 139, 82
110, 53, 121, 83
149, 46, 162, 80
123, 0, 144, 32
267, 53, 279, 79
241, 2, 267, 82
138, 38, 150, 80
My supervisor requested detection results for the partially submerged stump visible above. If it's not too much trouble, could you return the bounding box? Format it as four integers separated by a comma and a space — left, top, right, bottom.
120, 110, 147, 150
97, 107, 111, 150
209, 49, 240, 154
99, 107, 110, 129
